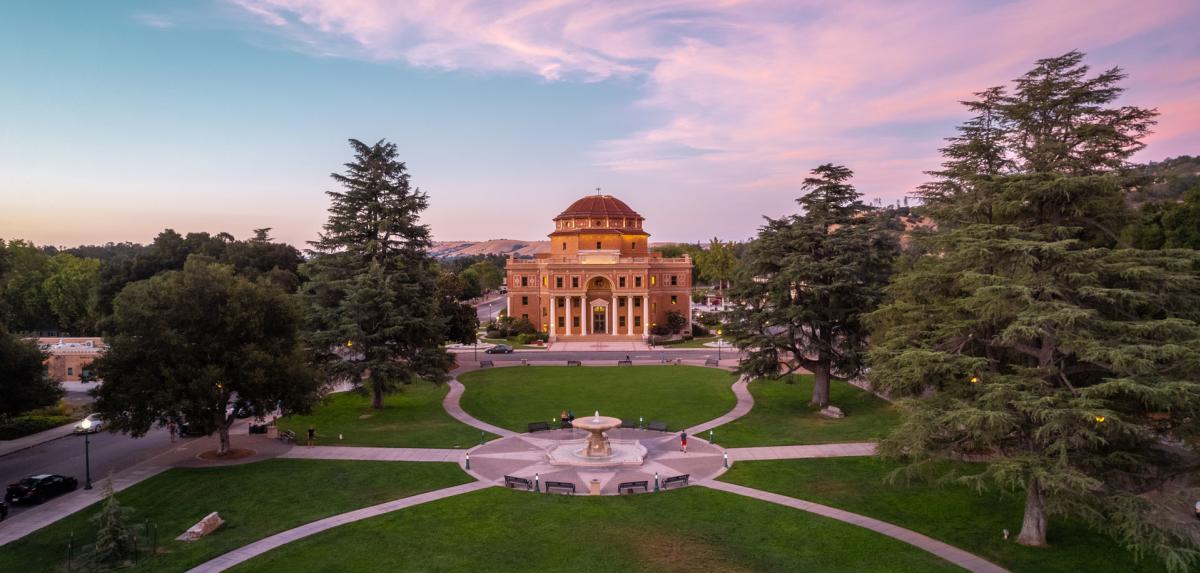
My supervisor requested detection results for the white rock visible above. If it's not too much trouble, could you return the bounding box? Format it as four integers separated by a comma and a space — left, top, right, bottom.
177, 512, 224, 541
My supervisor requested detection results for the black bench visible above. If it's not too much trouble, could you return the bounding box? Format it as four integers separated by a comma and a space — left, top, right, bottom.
646, 421, 668, 432
479, 360, 494, 368
566, 360, 582, 366
527, 421, 551, 432
504, 475, 533, 490
617, 360, 632, 366
618, 481, 648, 494
279, 429, 296, 443
662, 474, 690, 490
705, 358, 719, 366
545, 481, 576, 495
620, 419, 637, 429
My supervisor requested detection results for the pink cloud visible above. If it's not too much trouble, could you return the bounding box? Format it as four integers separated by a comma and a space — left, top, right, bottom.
228, 0, 1200, 203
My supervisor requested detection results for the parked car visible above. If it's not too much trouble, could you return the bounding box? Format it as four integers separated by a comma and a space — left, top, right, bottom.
485, 344, 514, 354
6, 474, 78, 505
73, 413, 105, 434
177, 422, 208, 437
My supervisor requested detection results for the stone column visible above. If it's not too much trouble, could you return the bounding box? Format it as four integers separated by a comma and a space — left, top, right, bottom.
610, 297, 616, 335
583, 298, 589, 335
642, 295, 649, 336
550, 297, 556, 338
627, 296, 634, 336
565, 296, 572, 336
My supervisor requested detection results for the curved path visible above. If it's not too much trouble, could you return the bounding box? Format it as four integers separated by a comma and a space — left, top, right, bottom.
686, 374, 752, 435
186, 480, 493, 573
701, 480, 1009, 573
443, 380, 516, 438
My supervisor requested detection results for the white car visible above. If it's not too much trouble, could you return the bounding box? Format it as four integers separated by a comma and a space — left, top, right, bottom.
73, 414, 105, 434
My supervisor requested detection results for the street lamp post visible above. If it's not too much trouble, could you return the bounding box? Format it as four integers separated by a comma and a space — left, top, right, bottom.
80, 418, 93, 490
717, 329, 723, 362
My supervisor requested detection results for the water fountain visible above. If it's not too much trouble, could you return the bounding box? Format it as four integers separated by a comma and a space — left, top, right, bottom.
545, 410, 646, 467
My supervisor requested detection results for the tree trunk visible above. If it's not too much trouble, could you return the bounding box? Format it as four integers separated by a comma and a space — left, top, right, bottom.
217, 425, 231, 456
371, 382, 384, 409
810, 363, 831, 408
1016, 478, 1048, 547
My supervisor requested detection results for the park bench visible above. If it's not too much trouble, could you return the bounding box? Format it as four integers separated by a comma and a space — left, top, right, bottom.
662, 474, 690, 490
705, 358, 719, 366
617, 360, 632, 366
545, 481, 576, 495
479, 360, 494, 368
620, 419, 637, 429
566, 360, 582, 366
278, 429, 296, 443
504, 475, 533, 490
527, 421, 551, 433
646, 421, 668, 432
618, 481, 649, 494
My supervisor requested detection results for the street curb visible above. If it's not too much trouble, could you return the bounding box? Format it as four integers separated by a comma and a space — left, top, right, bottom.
0, 421, 79, 459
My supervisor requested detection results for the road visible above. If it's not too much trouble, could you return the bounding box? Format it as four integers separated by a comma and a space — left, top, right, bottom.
474, 294, 504, 322
0, 426, 174, 519
451, 348, 741, 363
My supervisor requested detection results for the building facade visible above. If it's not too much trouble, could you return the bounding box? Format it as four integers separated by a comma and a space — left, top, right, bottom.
506, 195, 692, 340
37, 337, 105, 382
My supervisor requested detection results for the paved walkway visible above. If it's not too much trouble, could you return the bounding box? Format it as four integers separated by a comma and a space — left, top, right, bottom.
281, 446, 463, 463
701, 480, 1010, 573
0, 420, 78, 458
686, 375, 752, 435
727, 442, 876, 461
186, 480, 493, 573
443, 380, 517, 438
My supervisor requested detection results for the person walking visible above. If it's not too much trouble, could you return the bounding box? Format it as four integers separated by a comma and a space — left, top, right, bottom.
680, 431, 688, 453
168, 421, 177, 444
307, 426, 316, 447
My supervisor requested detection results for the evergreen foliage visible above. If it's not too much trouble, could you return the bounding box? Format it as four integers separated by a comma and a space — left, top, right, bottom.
302, 139, 453, 409
0, 326, 62, 416
88, 478, 136, 568
869, 51, 1200, 567
727, 164, 898, 407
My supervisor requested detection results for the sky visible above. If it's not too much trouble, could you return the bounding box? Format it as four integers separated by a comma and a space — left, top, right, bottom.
1, 0, 1198, 248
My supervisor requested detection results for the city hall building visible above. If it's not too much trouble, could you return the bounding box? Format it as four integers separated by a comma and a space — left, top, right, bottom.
506, 194, 692, 341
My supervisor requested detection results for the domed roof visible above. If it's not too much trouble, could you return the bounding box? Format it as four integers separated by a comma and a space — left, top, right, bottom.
556, 195, 641, 219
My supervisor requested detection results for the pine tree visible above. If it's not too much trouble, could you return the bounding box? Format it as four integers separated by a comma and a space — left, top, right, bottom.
727, 164, 897, 407
89, 478, 136, 567
869, 51, 1200, 567
303, 139, 453, 409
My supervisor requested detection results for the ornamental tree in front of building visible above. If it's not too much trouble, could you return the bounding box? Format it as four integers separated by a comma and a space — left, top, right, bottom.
868, 52, 1200, 565
92, 258, 321, 455
302, 139, 453, 409
726, 164, 897, 407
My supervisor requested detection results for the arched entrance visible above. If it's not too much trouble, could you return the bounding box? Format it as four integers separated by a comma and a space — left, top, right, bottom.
585, 276, 613, 335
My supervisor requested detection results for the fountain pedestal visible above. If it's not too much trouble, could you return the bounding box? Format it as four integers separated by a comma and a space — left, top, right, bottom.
545, 414, 647, 467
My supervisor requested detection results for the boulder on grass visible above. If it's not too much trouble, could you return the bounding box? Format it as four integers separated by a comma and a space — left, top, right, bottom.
177, 512, 224, 541
818, 405, 845, 419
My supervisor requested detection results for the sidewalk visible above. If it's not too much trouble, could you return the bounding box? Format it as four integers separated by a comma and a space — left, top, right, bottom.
0, 421, 78, 458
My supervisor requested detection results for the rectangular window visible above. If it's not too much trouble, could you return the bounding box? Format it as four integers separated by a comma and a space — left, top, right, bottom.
542, 307, 547, 316
635, 276, 642, 287
542, 276, 547, 286
619, 297, 626, 308
572, 277, 579, 288
557, 297, 564, 307
619, 276, 626, 288
556, 276, 563, 288
651, 275, 656, 286
652, 303, 657, 313
67, 367, 74, 376
633, 241, 638, 250
521, 276, 529, 287
521, 296, 529, 305
619, 316, 626, 327
522, 314, 529, 320
634, 316, 642, 327
670, 275, 677, 286
595, 241, 602, 249
671, 295, 678, 305
562, 242, 567, 250
573, 317, 580, 327
633, 297, 641, 308
558, 316, 565, 328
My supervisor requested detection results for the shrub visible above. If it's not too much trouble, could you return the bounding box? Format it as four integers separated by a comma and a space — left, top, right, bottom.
650, 324, 671, 336
692, 323, 711, 337
682, 334, 694, 341
509, 318, 537, 336
485, 329, 504, 339
0, 415, 73, 440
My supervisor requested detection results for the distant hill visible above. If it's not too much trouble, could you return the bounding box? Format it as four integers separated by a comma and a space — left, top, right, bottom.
1129, 155, 1200, 206
430, 240, 550, 258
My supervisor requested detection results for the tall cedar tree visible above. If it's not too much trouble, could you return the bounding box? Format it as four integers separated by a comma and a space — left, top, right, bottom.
868, 51, 1200, 567
727, 164, 897, 407
93, 258, 320, 455
303, 139, 452, 409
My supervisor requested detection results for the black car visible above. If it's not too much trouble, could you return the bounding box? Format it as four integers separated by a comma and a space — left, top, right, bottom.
177, 422, 208, 437
485, 344, 514, 354
6, 474, 78, 505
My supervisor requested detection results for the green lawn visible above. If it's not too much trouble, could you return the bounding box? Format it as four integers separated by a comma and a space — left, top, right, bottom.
231, 486, 962, 573
0, 459, 472, 573
457, 365, 736, 432
277, 384, 494, 448
720, 457, 1167, 573
715, 374, 899, 446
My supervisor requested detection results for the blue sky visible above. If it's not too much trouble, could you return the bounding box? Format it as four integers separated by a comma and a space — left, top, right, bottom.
2, 1, 1198, 247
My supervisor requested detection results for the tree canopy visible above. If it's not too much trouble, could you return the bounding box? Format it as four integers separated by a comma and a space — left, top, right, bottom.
0, 327, 62, 417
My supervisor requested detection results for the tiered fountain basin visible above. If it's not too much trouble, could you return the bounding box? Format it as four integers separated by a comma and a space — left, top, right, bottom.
545, 414, 647, 467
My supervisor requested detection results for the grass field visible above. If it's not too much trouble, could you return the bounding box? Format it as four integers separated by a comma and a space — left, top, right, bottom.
230, 486, 963, 573
457, 365, 736, 432
277, 384, 494, 448
714, 374, 900, 446
0, 459, 472, 573
720, 457, 1167, 573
